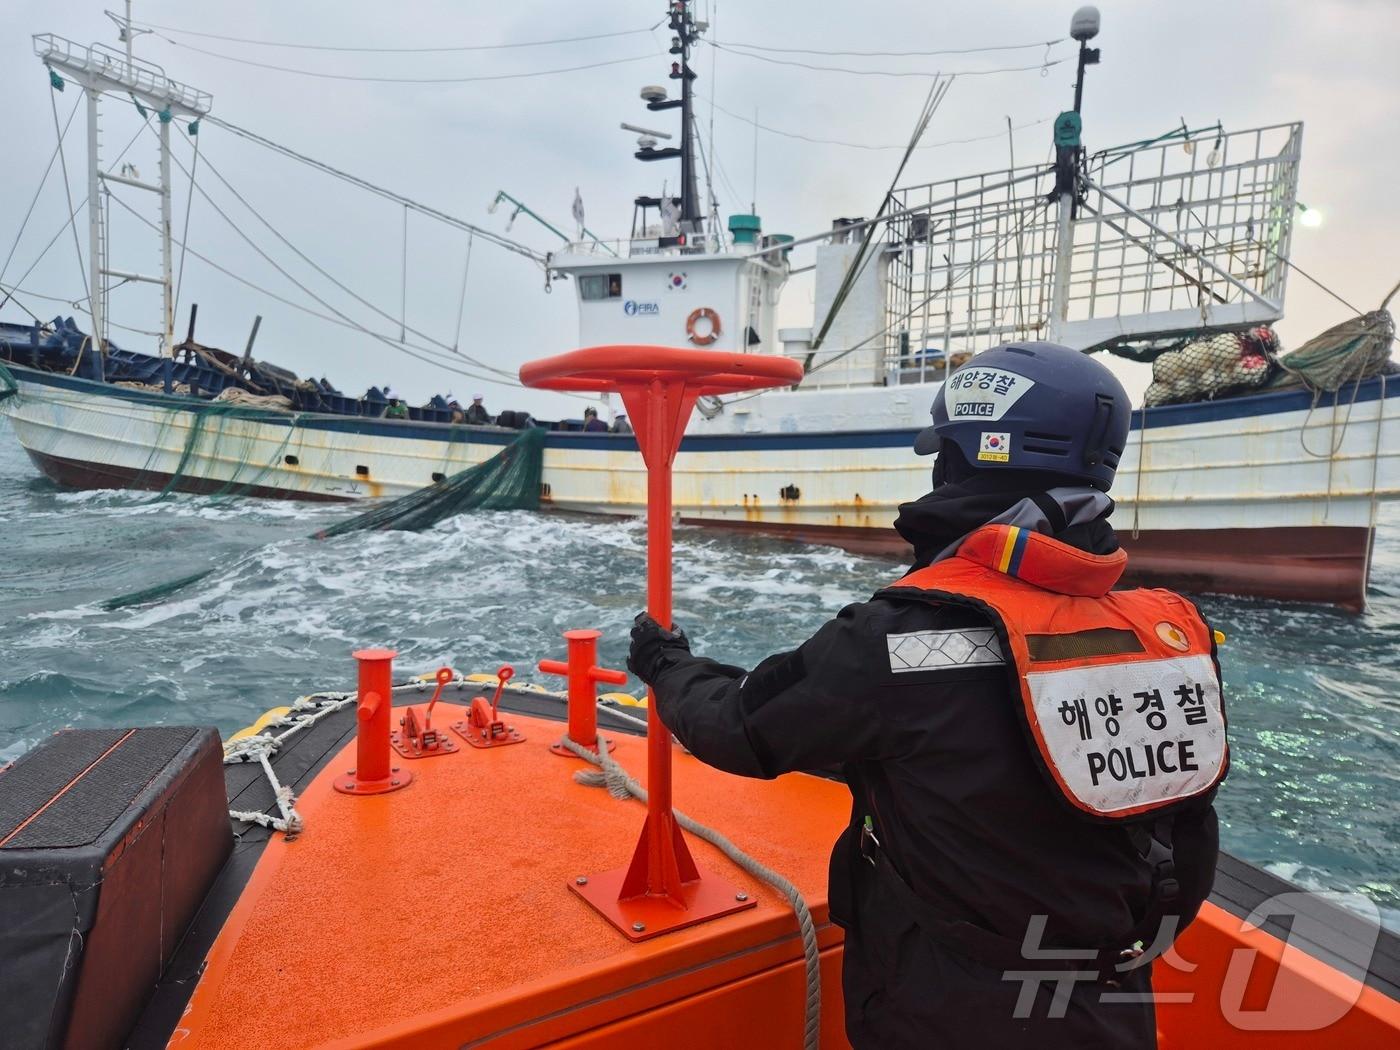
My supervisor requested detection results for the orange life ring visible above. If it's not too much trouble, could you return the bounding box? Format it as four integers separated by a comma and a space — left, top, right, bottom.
686, 307, 722, 346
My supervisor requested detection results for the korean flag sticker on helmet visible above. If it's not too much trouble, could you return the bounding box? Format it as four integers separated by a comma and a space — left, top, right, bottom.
944, 366, 1034, 422
978, 432, 1011, 462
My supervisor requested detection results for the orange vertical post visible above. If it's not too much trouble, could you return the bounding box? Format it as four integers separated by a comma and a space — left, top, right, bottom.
334, 647, 413, 795
520, 345, 802, 940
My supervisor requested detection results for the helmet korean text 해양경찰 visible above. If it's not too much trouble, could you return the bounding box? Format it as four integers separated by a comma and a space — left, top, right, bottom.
914, 342, 1132, 491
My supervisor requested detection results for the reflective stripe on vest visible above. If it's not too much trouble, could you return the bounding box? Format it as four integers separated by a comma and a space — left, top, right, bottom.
891, 525, 1228, 821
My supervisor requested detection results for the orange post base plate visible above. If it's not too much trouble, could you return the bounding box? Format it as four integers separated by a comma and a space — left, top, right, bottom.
569, 865, 758, 942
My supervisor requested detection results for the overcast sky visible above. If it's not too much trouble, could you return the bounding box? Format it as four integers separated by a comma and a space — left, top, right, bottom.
1, 1, 1396, 415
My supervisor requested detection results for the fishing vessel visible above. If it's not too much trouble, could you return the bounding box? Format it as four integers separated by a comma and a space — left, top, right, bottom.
0, 4, 1396, 610
2, 341, 1397, 1050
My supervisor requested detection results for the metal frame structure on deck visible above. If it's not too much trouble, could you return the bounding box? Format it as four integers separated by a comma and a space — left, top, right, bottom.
881, 122, 1302, 384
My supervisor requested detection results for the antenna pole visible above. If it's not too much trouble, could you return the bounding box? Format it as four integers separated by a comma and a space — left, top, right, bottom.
1049, 13, 1102, 341
673, 2, 702, 229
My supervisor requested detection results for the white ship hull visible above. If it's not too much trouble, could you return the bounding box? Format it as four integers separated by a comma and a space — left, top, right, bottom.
4, 363, 1397, 608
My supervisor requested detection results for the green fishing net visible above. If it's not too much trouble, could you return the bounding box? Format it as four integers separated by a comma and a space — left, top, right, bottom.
315, 426, 545, 538
0, 361, 19, 405
102, 426, 546, 610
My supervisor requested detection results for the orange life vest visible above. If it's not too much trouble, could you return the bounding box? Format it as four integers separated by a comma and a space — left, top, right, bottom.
887, 523, 1229, 821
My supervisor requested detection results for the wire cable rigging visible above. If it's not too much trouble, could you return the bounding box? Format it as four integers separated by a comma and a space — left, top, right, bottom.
201, 116, 543, 264
0, 95, 81, 302
706, 40, 1065, 78
167, 127, 501, 373
700, 93, 1051, 151
148, 34, 656, 86
126, 17, 657, 53
712, 37, 1064, 58
105, 191, 519, 387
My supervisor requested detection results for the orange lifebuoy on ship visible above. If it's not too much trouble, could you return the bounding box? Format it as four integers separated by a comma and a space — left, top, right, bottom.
686, 307, 722, 346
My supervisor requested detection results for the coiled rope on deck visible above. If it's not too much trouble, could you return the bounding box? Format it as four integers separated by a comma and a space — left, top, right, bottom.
560, 734, 822, 1050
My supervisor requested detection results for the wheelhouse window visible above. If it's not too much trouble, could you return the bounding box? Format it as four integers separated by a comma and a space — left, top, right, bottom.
580, 273, 623, 301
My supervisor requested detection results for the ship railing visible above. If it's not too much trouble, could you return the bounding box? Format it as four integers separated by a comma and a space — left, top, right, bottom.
33, 34, 213, 116
869, 121, 1302, 384
557, 236, 748, 260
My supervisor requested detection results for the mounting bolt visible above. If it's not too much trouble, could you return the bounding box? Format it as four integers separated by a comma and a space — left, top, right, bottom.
575, 876, 589, 885
347, 769, 356, 775
391, 778, 401, 786
736, 892, 749, 902
392, 766, 400, 773
632, 922, 646, 933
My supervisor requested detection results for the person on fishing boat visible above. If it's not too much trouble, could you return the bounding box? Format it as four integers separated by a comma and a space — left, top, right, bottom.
583, 406, 609, 432
465, 393, 491, 425
629, 342, 1228, 1050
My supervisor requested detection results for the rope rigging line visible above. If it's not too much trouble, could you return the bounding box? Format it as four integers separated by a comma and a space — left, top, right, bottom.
805, 194, 1053, 377
561, 734, 822, 1050
452, 230, 474, 355
700, 94, 1052, 151
168, 126, 512, 378
131, 18, 657, 53
105, 191, 522, 387
2, 92, 153, 324
706, 40, 1065, 78
200, 116, 543, 264
713, 36, 1065, 58
0, 94, 81, 299
149, 34, 657, 85
809, 75, 954, 355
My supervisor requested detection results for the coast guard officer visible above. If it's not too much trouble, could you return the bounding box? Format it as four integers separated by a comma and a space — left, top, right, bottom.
628, 343, 1228, 1049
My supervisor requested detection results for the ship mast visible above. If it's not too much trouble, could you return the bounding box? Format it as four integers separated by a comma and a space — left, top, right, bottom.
635, 1, 705, 235
35, 9, 209, 374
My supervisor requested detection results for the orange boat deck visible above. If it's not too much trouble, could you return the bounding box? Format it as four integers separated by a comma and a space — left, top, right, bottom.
174, 705, 851, 1049
163, 694, 1400, 1049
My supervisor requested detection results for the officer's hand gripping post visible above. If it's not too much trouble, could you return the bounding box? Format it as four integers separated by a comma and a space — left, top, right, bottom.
521, 344, 803, 940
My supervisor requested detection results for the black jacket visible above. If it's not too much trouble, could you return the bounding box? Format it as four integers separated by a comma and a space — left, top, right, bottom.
648, 518, 1218, 1048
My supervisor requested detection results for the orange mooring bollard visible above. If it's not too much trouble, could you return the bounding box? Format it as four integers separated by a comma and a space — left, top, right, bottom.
334, 647, 414, 795
539, 629, 629, 756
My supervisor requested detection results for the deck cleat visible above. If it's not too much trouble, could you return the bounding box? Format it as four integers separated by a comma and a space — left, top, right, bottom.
390, 667, 460, 759
452, 664, 526, 749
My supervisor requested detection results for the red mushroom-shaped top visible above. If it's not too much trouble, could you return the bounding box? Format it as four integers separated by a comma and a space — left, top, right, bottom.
519, 344, 803, 397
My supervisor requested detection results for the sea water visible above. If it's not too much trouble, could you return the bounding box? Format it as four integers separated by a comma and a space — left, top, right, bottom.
1, 437, 1396, 928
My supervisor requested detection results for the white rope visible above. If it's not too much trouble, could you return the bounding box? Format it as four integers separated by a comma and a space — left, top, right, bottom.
223, 692, 355, 834
561, 734, 821, 1050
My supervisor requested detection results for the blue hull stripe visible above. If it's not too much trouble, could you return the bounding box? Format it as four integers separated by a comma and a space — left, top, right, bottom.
6, 362, 1396, 454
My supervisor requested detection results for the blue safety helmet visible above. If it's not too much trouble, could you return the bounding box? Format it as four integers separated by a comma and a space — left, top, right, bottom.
914, 342, 1131, 491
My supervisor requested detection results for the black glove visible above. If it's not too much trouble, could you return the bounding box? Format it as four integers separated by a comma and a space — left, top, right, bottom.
627, 612, 691, 684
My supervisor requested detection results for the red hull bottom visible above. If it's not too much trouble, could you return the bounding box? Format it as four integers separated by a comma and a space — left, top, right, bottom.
681, 516, 1373, 612
23, 448, 1371, 609
25, 447, 352, 503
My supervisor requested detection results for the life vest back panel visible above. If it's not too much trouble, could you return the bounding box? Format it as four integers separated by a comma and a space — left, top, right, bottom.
887, 524, 1228, 822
